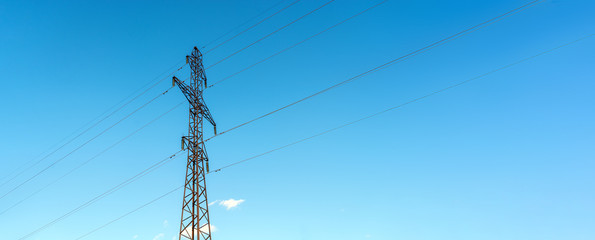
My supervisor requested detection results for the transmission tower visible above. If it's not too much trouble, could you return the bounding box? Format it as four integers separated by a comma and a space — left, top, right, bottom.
172, 46, 216, 240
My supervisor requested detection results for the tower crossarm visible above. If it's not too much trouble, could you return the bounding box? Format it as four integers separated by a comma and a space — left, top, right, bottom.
173, 77, 216, 134
172, 76, 198, 106
198, 98, 216, 134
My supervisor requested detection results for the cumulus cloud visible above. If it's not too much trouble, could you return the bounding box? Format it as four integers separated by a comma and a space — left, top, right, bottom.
218, 199, 245, 210
201, 224, 218, 233
181, 224, 218, 238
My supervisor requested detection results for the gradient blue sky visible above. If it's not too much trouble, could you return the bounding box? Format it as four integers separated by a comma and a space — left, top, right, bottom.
1, 0, 594, 239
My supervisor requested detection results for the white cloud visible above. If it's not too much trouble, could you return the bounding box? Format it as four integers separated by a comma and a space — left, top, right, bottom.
181, 224, 218, 238
163, 220, 169, 228
201, 224, 218, 233
132, 235, 138, 239
209, 200, 219, 206
153, 233, 165, 240
219, 198, 245, 210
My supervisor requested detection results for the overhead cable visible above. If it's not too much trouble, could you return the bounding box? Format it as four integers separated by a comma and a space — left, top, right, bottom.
68, 33, 592, 239
74, 185, 184, 240
204, 0, 301, 53
0, 83, 183, 201
210, 33, 593, 172
206, 0, 336, 69
204, 0, 543, 142
0, 62, 185, 189
1, 0, 295, 188
207, 0, 388, 88
0, 102, 184, 216
18, 151, 184, 240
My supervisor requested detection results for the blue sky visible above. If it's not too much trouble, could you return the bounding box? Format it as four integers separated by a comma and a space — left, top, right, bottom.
0, 0, 594, 239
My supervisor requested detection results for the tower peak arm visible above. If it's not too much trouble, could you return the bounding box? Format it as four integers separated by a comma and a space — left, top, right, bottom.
173, 76, 216, 135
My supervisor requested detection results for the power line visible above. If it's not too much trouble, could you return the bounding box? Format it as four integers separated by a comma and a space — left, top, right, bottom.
1, 0, 313, 188
204, 0, 543, 142
201, 0, 289, 50
0, 84, 182, 201
18, 151, 184, 240
74, 185, 184, 240
65, 33, 593, 240
3, 0, 305, 189
9, 1, 556, 238
1, 0, 296, 188
0, 62, 185, 189
9, 0, 540, 208
203, 0, 300, 53
3, 0, 339, 193
210, 33, 593, 172
4, 0, 338, 213
2, 0, 319, 190
0, 102, 184, 216
206, 0, 336, 69
207, 0, 388, 88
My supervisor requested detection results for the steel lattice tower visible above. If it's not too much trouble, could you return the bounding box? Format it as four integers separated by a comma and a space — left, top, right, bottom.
173, 46, 216, 240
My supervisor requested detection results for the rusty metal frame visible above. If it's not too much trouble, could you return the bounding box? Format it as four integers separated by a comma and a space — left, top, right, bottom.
173, 47, 216, 240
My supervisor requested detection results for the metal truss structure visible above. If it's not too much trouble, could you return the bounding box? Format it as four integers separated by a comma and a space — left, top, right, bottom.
173, 47, 216, 240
